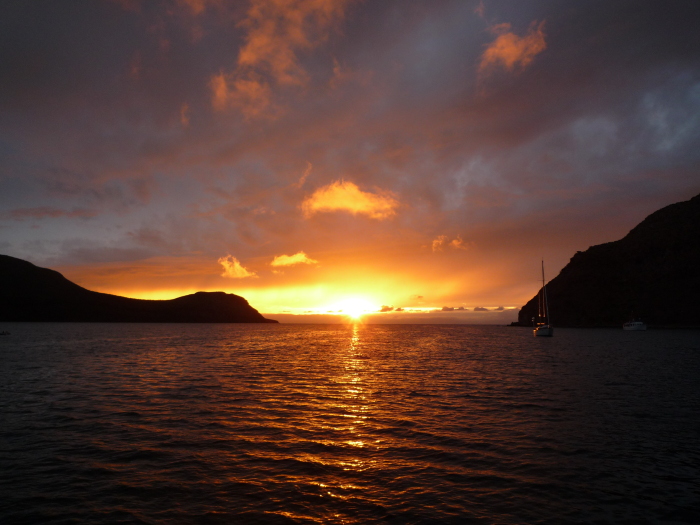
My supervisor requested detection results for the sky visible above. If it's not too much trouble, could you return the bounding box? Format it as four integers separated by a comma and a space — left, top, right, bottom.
1, 0, 699, 323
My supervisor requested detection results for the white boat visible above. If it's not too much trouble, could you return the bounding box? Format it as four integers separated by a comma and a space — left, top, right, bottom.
534, 260, 553, 337
623, 320, 647, 331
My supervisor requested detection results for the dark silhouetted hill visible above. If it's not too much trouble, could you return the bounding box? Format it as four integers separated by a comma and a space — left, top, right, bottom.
518, 193, 700, 328
0, 255, 278, 323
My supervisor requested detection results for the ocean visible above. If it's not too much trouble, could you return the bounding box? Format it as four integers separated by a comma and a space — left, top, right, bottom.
1, 323, 699, 524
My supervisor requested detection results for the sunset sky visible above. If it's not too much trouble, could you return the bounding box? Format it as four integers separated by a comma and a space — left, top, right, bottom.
1, 0, 699, 322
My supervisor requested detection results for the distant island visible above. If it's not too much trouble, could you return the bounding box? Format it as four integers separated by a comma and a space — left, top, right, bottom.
0, 255, 278, 323
517, 192, 700, 328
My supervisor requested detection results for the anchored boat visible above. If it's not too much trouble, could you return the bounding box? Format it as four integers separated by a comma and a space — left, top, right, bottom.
623, 320, 647, 331
534, 261, 553, 337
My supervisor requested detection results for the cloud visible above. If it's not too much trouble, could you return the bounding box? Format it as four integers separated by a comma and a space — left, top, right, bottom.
449, 236, 469, 249
218, 254, 257, 278
441, 306, 454, 311
432, 235, 470, 251
126, 227, 172, 250
495, 306, 505, 311
479, 21, 546, 74
180, 103, 190, 127
210, 0, 353, 116
178, 0, 218, 15
474, 306, 488, 311
295, 161, 312, 188
2, 207, 98, 221
210, 71, 273, 118
394, 307, 404, 312
432, 235, 448, 252
301, 180, 399, 219
379, 305, 394, 312
271, 251, 318, 267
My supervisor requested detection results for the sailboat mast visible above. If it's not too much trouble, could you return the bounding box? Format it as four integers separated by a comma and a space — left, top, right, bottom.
541, 260, 549, 324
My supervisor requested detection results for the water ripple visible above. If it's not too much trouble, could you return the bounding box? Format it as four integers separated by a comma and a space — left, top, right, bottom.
1, 323, 699, 523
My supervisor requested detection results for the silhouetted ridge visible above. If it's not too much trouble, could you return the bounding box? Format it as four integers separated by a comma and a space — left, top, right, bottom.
0, 255, 278, 323
518, 193, 700, 328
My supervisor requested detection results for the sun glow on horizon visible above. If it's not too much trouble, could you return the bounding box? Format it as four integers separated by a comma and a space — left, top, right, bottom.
333, 297, 377, 320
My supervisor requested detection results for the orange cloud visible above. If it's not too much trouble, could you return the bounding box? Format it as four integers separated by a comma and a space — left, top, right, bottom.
449, 236, 469, 250
301, 180, 398, 219
432, 235, 470, 251
210, 72, 272, 118
271, 251, 318, 267
295, 161, 312, 188
479, 21, 546, 73
218, 254, 257, 278
211, 0, 352, 115
432, 235, 448, 251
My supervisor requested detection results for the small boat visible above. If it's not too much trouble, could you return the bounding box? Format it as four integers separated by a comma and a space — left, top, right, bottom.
623, 320, 647, 331
534, 260, 553, 337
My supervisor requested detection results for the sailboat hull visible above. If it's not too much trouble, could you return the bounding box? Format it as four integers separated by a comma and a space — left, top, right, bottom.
534, 325, 553, 337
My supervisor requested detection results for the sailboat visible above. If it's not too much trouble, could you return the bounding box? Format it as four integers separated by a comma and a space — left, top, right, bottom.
534, 260, 553, 337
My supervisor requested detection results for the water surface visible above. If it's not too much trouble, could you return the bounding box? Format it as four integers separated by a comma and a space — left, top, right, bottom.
1, 324, 699, 523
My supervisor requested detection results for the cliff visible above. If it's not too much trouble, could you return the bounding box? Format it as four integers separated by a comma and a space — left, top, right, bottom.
0, 255, 278, 323
518, 193, 700, 328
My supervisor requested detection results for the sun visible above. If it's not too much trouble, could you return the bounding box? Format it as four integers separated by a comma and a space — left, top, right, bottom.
336, 297, 375, 320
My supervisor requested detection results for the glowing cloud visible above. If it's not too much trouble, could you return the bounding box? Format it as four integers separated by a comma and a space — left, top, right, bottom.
218, 254, 257, 278
210, 0, 352, 115
449, 236, 469, 250
271, 251, 318, 267
432, 235, 448, 251
302, 180, 398, 219
479, 21, 546, 74
432, 235, 469, 251
433, 235, 447, 252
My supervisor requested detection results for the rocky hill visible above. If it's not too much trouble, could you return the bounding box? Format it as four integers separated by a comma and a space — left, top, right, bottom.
518, 193, 700, 328
0, 255, 278, 323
